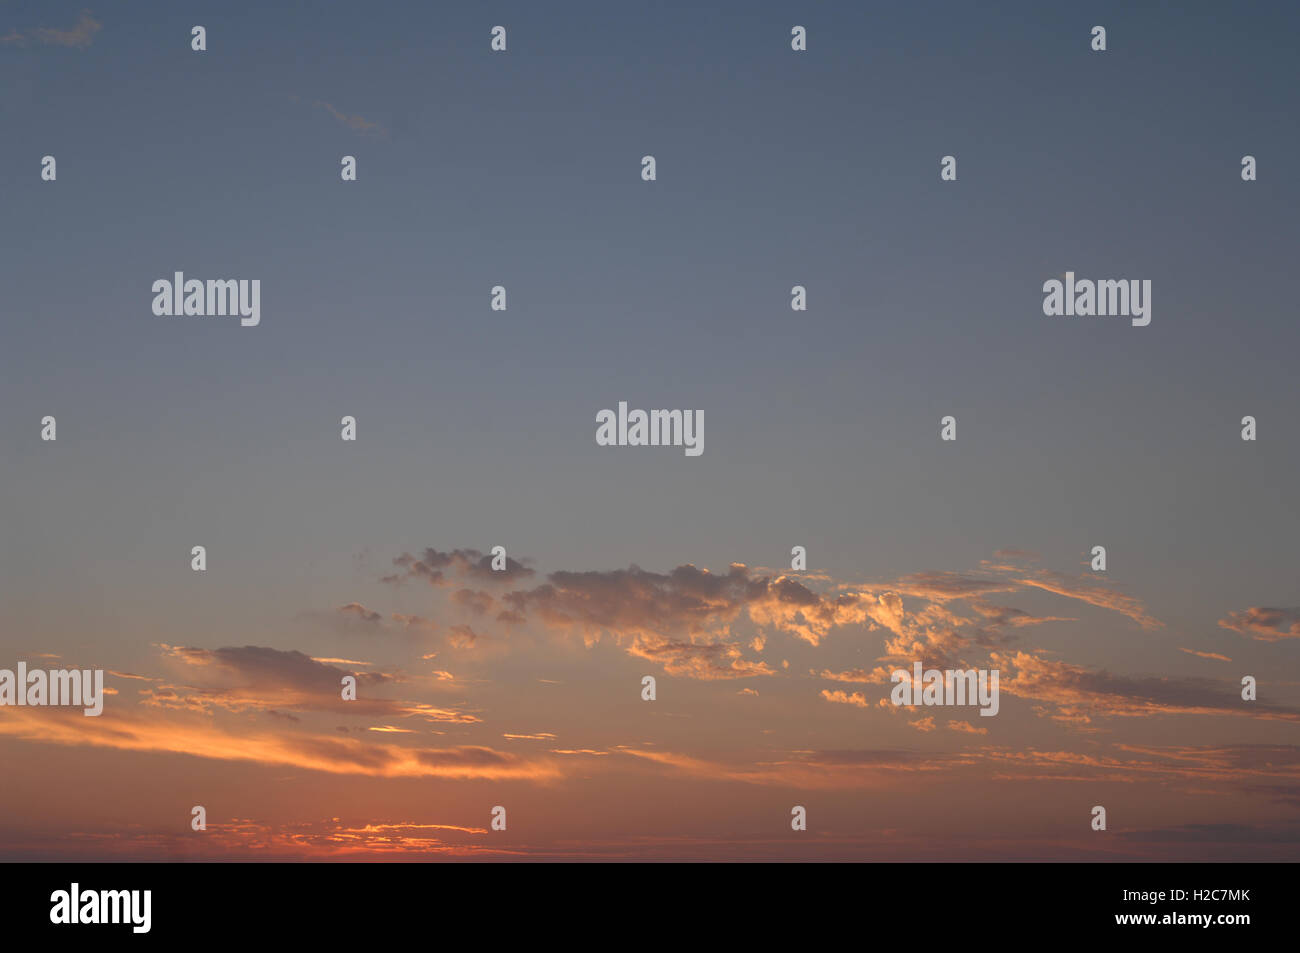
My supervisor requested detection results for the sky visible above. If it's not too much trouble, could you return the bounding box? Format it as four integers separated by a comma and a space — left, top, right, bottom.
1, 1, 1298, 860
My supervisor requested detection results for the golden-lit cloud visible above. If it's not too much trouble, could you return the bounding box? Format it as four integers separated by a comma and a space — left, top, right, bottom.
0, 707, 560, 781
1013, 572, 1162, 630
145, 643, 479, 724
992, 650, 1300, 724
1218, 607, 1300, 642
6, 544, 1293, 861
820, 688, 869, 707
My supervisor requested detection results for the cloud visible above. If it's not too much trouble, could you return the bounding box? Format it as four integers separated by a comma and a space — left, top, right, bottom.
891, 572, 1020, 601
820, 689, 869, 707
1013, 572, 1163, 630
0, 815, 518, 861
161, 644, 392, 691
976, 744, 1300, 788
312, 101, 386, 135
504, 562, 866, 648
1119, 823, 1300, 845
966, 600, 1075, 630
815, 668, 874, 683
337, 603, 382, 624
451, 589, 495, 615
1, 11, 101, 48
612, 746, 973, 790
1218, 607, 1300, 642
148, 644, 478, 724
494, 561, 878, 678
304, 605, 437, 640
382, 547, 534, 587
0, 707, 558, 781
392, 614, 438, 633
318, 544, 1225, 765
318, 543, 1269, 737
351, 547, 1170, 690
626, 638, 775, 680
992, 650, 1300, 725
1114, 743, 1300, 777
447, 624, 481, 648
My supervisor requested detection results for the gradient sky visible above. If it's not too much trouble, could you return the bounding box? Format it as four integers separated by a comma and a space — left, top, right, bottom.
1, 1, 1298, 860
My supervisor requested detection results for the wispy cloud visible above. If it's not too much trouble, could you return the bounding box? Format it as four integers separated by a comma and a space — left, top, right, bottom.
2, 10, 102, 49
992, 650, 1300, 725
314, 100, 386, 135
0, 707, 559, 780
1219, 606, 1300, 642
147, 643, 479, 724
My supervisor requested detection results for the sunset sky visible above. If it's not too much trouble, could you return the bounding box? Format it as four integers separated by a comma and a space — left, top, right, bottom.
2, 1, 1298, 861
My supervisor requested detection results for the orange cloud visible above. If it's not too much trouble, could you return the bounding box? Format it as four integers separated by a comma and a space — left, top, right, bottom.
1218, 607, 1300, 642
1014, 573, 1162, 630
0, 707, 560, 781
992, 651, 1300, 724
820, 689, 869, 707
